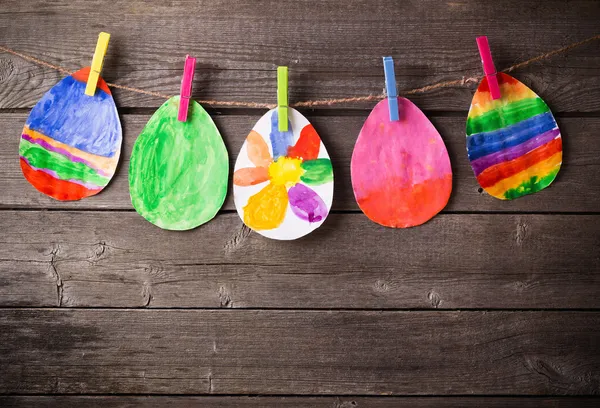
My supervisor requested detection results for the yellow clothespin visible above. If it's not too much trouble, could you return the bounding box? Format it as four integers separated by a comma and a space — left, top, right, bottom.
85, 32, 110, 96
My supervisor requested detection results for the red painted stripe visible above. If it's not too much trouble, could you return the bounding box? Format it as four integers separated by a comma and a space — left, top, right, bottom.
20, 158, 100, 201
71, 67, 112, 95
476, 72, 519, 94
476, 137, 562, 188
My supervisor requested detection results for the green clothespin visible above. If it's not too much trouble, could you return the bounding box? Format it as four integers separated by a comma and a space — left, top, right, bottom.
277, 66, 288, 132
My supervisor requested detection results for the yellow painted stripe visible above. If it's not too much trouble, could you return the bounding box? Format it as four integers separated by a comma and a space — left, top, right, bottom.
469, 81, 537, 119
484, 151, 562, 198
23, 126, 118, 174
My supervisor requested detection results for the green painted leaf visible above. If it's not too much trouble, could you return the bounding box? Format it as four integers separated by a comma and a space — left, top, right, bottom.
129, 96, 229, 230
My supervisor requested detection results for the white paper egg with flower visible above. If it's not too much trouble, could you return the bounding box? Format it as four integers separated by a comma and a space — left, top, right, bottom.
233, 108, 334, 240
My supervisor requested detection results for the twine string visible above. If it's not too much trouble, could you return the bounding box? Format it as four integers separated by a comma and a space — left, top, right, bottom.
1, 34, 598, 109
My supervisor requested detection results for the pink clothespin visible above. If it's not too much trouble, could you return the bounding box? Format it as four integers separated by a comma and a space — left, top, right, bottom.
476, 36, 501, 100
178, 55, 197, 122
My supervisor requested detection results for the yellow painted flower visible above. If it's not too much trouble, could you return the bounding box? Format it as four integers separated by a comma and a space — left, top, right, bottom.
233, 112, 333, 230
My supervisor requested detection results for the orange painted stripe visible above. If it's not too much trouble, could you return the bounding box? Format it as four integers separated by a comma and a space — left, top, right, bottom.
469, 74, 538, 119
20, 158, 99, 201
23, 126, 118, 174
483, 152, 562, 198
477, 137, 562, 188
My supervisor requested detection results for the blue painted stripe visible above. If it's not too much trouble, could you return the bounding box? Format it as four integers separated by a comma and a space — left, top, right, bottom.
467, 112, 557, 161
26, 75, 121, 157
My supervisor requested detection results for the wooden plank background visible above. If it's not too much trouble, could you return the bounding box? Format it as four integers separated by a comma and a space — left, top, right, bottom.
0, 0, 599, 406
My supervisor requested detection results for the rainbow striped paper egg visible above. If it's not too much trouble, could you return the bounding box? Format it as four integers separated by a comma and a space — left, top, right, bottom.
466, 73, 562, 200
19, 67, 122, 201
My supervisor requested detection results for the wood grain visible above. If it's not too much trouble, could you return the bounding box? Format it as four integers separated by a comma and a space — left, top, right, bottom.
1, 309, 598, 394
1, 211, 598, 308
2, 114, 598, 212
1, 0, 599, 401
1, 396, 599, 408
0, 0, 599, 111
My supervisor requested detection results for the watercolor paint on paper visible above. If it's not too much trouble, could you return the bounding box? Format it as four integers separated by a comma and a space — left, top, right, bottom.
129, 96, 229, 230
19, 67, 122, 200
233, 108, 334, 240
351, 98, 452, 228
466, 72, 562, 200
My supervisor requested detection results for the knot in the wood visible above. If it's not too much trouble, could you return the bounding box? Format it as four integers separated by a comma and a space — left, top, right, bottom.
141, 282, 153, 307
92, 241, 107, 259
522, 356, 593, 392
224, 224, 251, 252
427, 290, 442, 308
374, 279, 390, 292
0, 57, 15, 83
218, 286, 233, 308
334, 400, 358, 408
144, 264, 166, 280
512, 280, 528, 292
515, 219, 529, 246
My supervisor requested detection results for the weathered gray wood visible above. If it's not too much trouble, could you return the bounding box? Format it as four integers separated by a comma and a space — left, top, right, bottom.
1, 212, 598, 308
1, 396, 598, 408
1, 114, 598, 212
0, 310, 598, 394
1, 0, 599, 400
0, 1, 599, 111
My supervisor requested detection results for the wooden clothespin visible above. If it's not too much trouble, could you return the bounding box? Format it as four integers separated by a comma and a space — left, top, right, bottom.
178, 55, 197, 122
85, 32, 110, 96
476, 36, 501, 100
383, 56, 399, 121
277, 66, 289, 132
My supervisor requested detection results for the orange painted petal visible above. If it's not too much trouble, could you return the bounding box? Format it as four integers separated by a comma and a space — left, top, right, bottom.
287, 124, 320, 161
247, 130, 272, 168
233, 167, 270, 186
243, 183, 288, 230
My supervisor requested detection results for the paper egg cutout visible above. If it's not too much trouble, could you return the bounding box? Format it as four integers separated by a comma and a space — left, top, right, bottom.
129, 96, 229, 230
466, 73, 562, 200
351, 98, 452, 228
233, 108, 334, 240
19, 67, 122, 200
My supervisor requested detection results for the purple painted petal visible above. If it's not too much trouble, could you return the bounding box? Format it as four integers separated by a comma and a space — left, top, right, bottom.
287, 183, 328, 223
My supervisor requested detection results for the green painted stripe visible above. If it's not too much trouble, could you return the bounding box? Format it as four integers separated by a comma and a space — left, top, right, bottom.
300, 158, 333, 185
466, 97, 550, 136
502, 168, 560, 200
20, 138, 109, 187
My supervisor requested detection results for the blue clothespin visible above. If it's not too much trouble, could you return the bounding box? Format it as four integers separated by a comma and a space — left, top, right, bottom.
383, 56, 399, 121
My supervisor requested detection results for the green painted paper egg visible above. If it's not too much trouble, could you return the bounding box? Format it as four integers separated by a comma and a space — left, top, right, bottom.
129, 96, 229, 230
